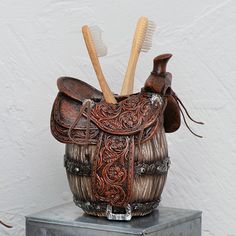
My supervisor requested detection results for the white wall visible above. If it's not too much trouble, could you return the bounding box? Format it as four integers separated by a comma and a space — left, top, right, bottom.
0, 0, 235, 235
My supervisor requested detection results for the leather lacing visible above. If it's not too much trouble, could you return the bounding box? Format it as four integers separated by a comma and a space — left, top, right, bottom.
68, 99, 93, 156
171, 92, 204, 138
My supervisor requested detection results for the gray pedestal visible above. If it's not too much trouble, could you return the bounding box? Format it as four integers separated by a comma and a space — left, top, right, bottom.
26, 202, 201, 236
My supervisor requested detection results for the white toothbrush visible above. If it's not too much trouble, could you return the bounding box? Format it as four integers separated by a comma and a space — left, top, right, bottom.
82, 25, 117, 104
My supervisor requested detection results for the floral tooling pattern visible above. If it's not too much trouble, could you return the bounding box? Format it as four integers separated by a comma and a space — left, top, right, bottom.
92, 133, 134, 206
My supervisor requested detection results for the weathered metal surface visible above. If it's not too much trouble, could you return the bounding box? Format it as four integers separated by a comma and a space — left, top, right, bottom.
64, 154, 170, 176
26, 203, 202, 236
73, 198, 160, 217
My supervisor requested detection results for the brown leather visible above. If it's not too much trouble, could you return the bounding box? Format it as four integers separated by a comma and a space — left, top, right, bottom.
50, 55, 203, 207
50, 55, 187, 207
51, 76, 166, 207
51, 78, 164, 145
92, 133, 135, 207
57, 77, 103, 101
144, 54, 181, 132
51, 92, 100, 144
90, 92, 164, 135
164, 95, 181, 132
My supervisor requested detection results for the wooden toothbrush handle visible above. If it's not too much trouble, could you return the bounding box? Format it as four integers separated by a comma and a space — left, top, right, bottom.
121, 45, 139, 96
120, 17, 147, 96
120, 51, 139, 95
82, 26, 117, 104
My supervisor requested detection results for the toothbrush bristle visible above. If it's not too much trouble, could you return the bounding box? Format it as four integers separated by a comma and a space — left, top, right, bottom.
89, 25, 108, 57
141, 20, 156, 52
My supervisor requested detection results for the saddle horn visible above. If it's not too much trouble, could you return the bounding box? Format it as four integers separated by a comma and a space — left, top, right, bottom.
143, 54, 181, 133
144, 53, 172, 95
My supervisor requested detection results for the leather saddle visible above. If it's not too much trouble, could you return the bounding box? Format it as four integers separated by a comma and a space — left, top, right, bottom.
51, 55, 181, 145
51, 77, 168, 145
50, 54, 182, 207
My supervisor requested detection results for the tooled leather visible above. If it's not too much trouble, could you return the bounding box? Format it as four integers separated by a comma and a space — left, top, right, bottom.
91, 133, 135, 207
50, 78, 168, 208
51, 92, 165, 144
50, 93, 100, 144
50, 90, 165, 207
90, 92, 163, 135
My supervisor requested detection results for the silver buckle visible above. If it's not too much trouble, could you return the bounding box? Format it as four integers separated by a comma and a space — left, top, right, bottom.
106, 204, 132, 221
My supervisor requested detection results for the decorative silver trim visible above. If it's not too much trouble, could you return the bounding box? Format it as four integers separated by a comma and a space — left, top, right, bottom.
64, 155, 91, 176
65, 155, 170, 177
135, 157, 170, 176
150, 94, 163, 106
83, 98, 95, 107
106, 204, 132, 221
73, 198, 160, 218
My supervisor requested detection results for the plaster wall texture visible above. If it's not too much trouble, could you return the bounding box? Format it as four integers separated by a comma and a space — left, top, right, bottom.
0, 0, 235, 235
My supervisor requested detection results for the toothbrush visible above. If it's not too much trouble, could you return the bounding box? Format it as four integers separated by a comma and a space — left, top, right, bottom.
120, 16, 156, 95
82, 25, 117, 104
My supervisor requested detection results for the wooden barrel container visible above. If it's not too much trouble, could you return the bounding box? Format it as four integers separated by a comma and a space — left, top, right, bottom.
50, 68, 181, 220
51, 54, 183, 220
64, 125, 170, 218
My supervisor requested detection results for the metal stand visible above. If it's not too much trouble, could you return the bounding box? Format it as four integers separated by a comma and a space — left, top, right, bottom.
26, 202, 201, 236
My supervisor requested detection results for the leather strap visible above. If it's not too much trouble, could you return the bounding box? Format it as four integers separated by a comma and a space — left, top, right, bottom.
91, 132, 135, 207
